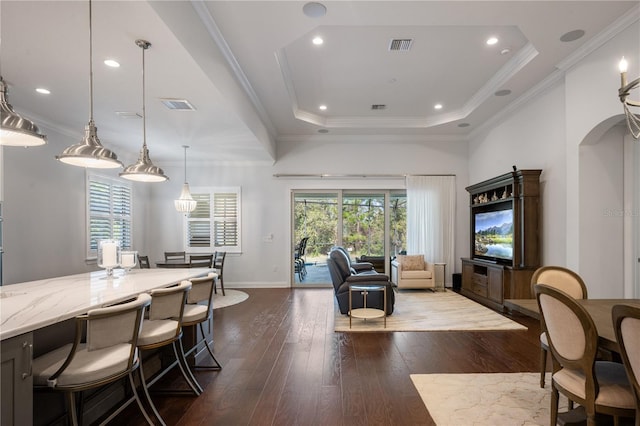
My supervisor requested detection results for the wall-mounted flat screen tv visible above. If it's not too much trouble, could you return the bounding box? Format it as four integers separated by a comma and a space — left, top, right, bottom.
474, 207, 513, 262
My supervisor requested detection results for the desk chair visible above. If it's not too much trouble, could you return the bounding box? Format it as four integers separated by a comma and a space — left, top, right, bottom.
138, 255, 151, 269
189, 254, 213, 268
613, 304, 640, 426
182, 273, 222, 374
213, 252, 226, 296
535, 284, 635, 426
32, 294, 153, 426
531, 266, 588, 388
164, 251, 186, 262
137, 281, 201, 426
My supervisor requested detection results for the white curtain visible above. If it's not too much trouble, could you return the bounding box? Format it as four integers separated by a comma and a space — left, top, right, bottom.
406, 175, 456, 278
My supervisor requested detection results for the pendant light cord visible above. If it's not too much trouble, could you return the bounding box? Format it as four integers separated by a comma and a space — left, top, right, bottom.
89, 0, 94, 122
142, 42, 147, 149
183, 145, 188, 183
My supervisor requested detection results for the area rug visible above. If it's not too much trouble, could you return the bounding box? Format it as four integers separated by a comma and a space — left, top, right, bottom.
213, 289, 248, 310
334, 290, 526, 332
411, 373, 567, 426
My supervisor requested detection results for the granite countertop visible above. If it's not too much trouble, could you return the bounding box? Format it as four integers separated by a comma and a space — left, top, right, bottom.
0, 268, 213, 340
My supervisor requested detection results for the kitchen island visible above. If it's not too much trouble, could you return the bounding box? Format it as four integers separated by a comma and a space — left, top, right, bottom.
0, 267, 212, 425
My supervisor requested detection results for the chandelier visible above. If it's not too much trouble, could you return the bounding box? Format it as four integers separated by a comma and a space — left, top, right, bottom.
618, 57, 640, 139
174, 145, 197, 213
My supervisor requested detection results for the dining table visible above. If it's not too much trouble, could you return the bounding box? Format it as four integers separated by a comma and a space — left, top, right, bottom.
504, 298, 640, 353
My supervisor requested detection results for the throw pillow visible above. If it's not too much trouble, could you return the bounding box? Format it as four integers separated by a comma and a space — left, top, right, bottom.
399, 255, 424, 271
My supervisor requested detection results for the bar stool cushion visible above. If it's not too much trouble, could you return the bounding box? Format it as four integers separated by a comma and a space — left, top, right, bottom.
182, 304, 209, 324
33, 343, 133, 387
137, 319, 179, 347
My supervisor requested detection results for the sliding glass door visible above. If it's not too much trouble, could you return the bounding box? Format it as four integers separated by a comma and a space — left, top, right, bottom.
293, 192, 338, 285
292, 190, 406, 286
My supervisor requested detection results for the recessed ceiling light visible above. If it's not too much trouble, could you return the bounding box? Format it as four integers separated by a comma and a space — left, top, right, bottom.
486, 37, 498, 46
560, 29, 585, 43
312, 36, 324, 45
319, 105, 327, 111
434, 103, 443, 110
303, 2, 327, 18
458, 123, 470, 128
35, 88, 50, 95
104, 59, 120, 68
500, 48, 511, 55
495, 89, 512, 97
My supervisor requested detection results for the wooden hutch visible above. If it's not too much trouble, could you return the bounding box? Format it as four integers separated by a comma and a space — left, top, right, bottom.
461, 169, 541, 311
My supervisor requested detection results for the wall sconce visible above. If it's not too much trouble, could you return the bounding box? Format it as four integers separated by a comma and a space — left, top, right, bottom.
618, 57, 640, 139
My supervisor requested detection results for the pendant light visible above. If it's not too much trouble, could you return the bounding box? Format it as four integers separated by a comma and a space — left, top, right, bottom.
174, 145, 197, 213
56, 0, 122, 169
0, 77, 47, 146
120, 40, 168, 182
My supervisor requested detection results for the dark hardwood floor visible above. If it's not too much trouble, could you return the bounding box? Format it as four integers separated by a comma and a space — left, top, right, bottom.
114, 288, 541, 425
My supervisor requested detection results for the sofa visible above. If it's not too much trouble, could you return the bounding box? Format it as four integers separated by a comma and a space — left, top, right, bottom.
391, 254, 435, 289
327, 247, 395, 315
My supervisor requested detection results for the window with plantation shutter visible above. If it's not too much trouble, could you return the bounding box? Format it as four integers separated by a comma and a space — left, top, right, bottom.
87, 174, 133, 257
185, 187, 241, 253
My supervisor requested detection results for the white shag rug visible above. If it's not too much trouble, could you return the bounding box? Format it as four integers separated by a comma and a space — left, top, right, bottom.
411, 372, 567, 426
213, 289, 248, 310
335, 290, 526, 332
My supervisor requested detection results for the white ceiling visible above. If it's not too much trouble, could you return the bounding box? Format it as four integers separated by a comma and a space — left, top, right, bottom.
1, 1, 638, 165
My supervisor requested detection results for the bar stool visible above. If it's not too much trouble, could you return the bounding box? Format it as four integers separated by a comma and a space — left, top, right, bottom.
213, 251, 226, 296
32, 293, 153, 426
136, 281, 201, 426
182, 273, 222, 374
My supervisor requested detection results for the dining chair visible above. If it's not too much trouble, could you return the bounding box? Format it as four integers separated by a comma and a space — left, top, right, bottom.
531, 265, 588, 388
612, 304, 640, 426
182, 273, 222, 372
138, 254, 151, 269
164, 251, 186, 262
136, 281, 201, 425
189, 254, 213, 268
32, 293, 153, 426
535, 284, 635, 426
213, 251, 226, 296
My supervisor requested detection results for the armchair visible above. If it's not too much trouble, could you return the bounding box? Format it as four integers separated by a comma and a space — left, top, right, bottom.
331, 246, 376, 274
391, 254, 435, 289
327, 247, 395, 315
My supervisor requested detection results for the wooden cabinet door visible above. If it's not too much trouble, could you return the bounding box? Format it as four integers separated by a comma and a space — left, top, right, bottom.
1, 333, 33, 426
462, 262, 474, 291
487, 267, 503, 303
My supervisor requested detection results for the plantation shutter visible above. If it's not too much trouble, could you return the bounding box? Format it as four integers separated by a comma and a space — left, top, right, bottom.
185, 187, 241, 253
87, 175, 133, 256
187, 194, 211, 248
213, 192, 238, 247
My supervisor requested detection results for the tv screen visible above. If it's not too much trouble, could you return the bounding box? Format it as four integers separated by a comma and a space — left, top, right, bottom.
474, 208, 513, 261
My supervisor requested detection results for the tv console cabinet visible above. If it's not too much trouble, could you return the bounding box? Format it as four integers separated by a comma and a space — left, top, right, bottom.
461, 169, 542, 311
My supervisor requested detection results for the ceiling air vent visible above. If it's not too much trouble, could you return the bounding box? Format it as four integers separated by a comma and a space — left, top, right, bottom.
371, 104, 387, 110
160, 98, 196, 111
389, 39, 413, 51
115, 111, 142, 119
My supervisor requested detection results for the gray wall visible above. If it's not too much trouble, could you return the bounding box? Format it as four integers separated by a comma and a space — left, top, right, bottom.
3, 19, 639, 299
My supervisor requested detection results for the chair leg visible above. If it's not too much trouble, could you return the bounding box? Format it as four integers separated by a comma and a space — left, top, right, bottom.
219, 274, 225, 296
550, 384, 560, 426
197, 322, 222, 370
128, 372, 155, 426
66, 392, 79, 426
173, 341, 203, 395
540, 346, 547, 388
138, 358, 166, 426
